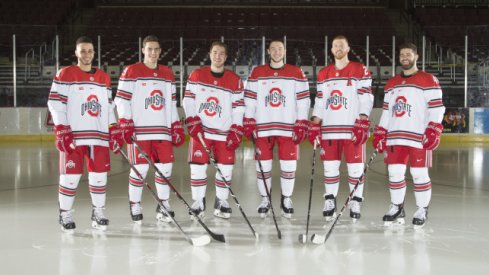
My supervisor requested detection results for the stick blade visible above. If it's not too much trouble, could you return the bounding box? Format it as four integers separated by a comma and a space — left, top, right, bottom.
191, 235, 212, 247
311, 233, 326, 245
298, 234, 307, 244
211, 233, 226, 243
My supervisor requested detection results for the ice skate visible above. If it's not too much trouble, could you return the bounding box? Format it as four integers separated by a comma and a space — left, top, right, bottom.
349, 196, 363, 222
189, 198, 206, 220
280, 195, 294, 219
59, 210, 76, 233
156, 200, 175, 223
257, 196, 271, 218
91, 207, 109, 231
130, 202, 143, 225
383, 203, 405, 226
412, 206, 428, 229
323, 194, 337, 221
213, 197, 232, 219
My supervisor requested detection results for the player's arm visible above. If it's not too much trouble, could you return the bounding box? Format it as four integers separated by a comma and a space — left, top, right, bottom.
243, 76, 258, 119
295, 70, 311, 121
357, 65, 374, 119
47, 70, 69, 125
424, 76, 445, 125
311, 72, 326, 123
182, 71, 198, 118
231, 79, 245, 126
114, 66, 134, 119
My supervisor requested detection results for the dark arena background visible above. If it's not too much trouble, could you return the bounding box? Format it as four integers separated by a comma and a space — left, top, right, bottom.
0, 0, 488, 274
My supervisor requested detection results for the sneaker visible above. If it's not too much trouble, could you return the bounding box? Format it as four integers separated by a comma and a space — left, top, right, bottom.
323, 194, 337, 221
156, 200, 175, 223
189, 198, 206, 220
91, 207, 109, 231
59, 210, 76, 233
213, 197, 232, 219
280, 195, 294, 218
412, 206, 428, 229
349, 196, 363, 220
130, 202, 143, 224
383, 203, 405, 226
257, 196, 271, 218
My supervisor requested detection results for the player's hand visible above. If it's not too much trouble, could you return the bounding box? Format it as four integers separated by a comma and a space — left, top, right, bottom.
226, 124, 244, 151
185, 116, 204, 138
308, 121, 321, 145
119, 118, 135, 144
373, 125, 387, 153
171, 120, 185, 147
352, 118, 370, 145
292, 119, 308, 144
243, 117, 257, 140
423, 122, 443, 150
54, 125, 75, 154
109, 124, 124, 154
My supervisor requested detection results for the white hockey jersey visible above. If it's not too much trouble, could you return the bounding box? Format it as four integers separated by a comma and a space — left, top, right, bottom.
183, 67, 244, 141
115, 62, 179, 141
244, 64, 310, 137
47, 65, 115, 147
312, 61, 373, 140
379, 70, 445, 148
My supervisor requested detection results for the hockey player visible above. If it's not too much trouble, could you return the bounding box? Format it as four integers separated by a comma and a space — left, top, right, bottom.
243, 39, 310, 219
183, 41, 244, 220
373, 42, 445, 229
115, 35, 184, 224
308, 35, 373, 222
48, 36, 122, 233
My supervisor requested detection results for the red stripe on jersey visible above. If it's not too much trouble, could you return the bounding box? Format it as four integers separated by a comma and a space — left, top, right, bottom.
387, 131, 423, 142
135, 127, 170, 134
74, 132, 109, 140
428, 99, 443, 108
244, 90, 257, 99
116, 90, 132, 100
321, 126, 354, 134
184, 91, 195, 99
258, 123, 294, 131
296, 90, 310, 100
383, 102, 389, 110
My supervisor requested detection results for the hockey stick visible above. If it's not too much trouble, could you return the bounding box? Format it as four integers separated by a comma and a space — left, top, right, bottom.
116, 145, 211, 246
196, 133, 259, 240
298, 138, 319, 244
250, 133, 282, 239
129, 140, 226, 243
311, 150, 378, 245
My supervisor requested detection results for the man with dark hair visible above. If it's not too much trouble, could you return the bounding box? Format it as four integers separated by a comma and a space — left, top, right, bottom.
243, 39, 310, 219
309, 34, 373, 222
373, 42, 445, 229
115, 35, 184, 224
183, 41, 244, 219
48, 36, 122, 233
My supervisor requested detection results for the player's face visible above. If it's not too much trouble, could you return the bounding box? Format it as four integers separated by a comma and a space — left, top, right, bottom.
399, 48, 418, 70
331, 39, 350, 60
268, 41, 286, 64
142, 41, 161, 64
209, 45, 227, 68
75, 43, 94, 66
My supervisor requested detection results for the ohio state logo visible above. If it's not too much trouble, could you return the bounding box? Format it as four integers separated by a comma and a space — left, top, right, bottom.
326, 90, 348, 110
392, 96, 412, 117
199, 96, 222, 117
66, 160, 76, 169
265, 88, 286, 107
81, 95, 102, 117
145, 90, 165, 110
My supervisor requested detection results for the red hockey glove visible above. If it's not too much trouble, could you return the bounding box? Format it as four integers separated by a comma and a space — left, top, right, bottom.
109, 124, 124, 154
308, 121, 321, 145
373, 126, 387, 153
352, 118, 370, 145
226, 124, 244, 151
185, 116, 204, 138
54, 125, 74, 154
119, 118, 135, 144
243, 117, 257, 140
171, 120, 185, 147
423, 122, 443, 150
292, 119, 308, 144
